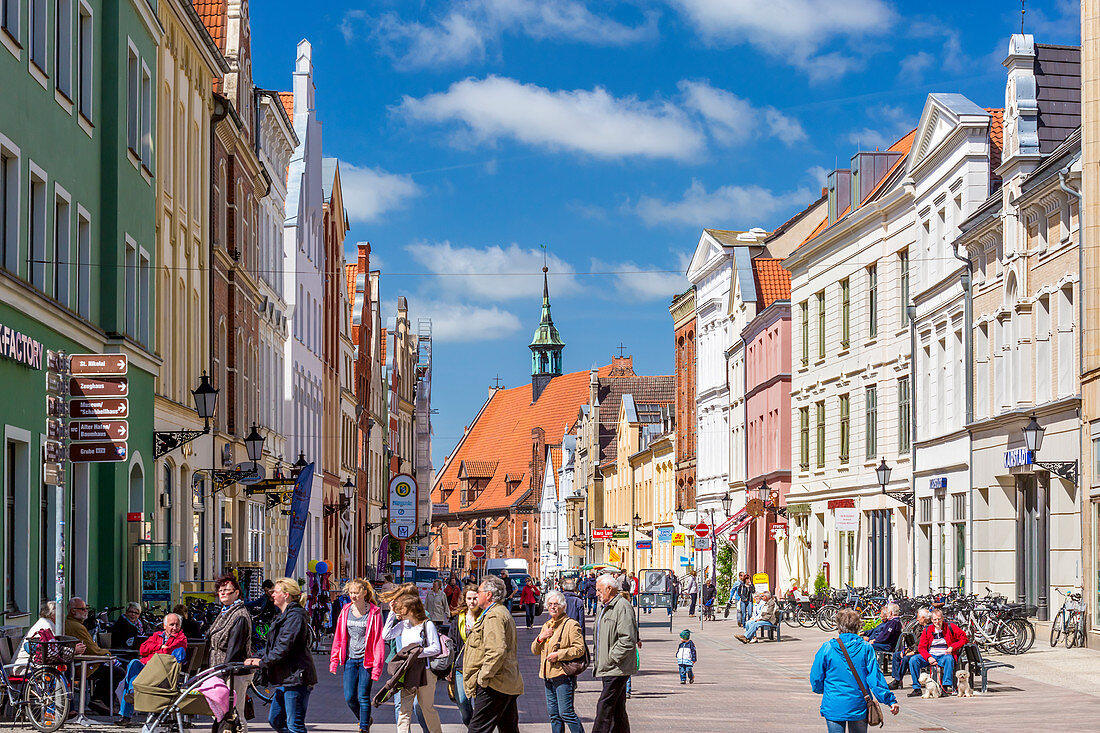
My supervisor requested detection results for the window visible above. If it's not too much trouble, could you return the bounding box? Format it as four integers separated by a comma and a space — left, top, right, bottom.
839, 394, 850, 463
55, 0, 72, 98
248, 503, 264, 562
899, 250, 910, 325
125, 238, 137, 336
138, 249, 150, 344
840, 278, 850, 348
815, 401, 825, 468
0, 147, 16, 273
5, 439, 29, 614
1035, 296, 1050, 403
30, 169, 47, 290
1, 0, 18, 42
898, 377, 910, 453
76, 210, 89, 317
865, 386, 877, 459
140, 63, 152, 167
53, 191, 69, 305
799, 407, 809, 470
800, 301, 808, 366
919, 497, 932, 524
522, 521, 529, 547
816, 291, 825, 359
77, 3, 92, 120
867, 264, 877, 337
126, 45, 139, 153
29, 0, 46, 71
475, 519, 487, 547
1058, 285, 1074, 397
1093, 423, 1100, 480
975, 324, 989, 418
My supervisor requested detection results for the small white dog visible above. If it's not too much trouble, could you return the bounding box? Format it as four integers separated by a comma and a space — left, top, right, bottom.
919, 671, 943, 699
955, 669, 975, 697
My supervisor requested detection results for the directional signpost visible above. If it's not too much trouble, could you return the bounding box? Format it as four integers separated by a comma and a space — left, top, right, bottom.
70, 354, 127, 375
67, 355, 128, 464
68, 420, 128, 441
43, 350, 70, 640
69, 376, 128, 397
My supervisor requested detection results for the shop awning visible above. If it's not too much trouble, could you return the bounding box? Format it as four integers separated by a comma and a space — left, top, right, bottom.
715, 506, 748, 534
728, 514, 754, 537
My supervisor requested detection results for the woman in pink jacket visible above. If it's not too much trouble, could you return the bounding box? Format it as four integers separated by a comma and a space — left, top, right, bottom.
330, 579, 385, 733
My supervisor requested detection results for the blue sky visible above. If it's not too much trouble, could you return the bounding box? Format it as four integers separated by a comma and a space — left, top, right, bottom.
248, 0, 1080, 461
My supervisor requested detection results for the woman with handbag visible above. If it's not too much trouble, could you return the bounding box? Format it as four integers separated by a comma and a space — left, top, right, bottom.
448, 585, 481, 726
532, 590, 586, 733
380, 589, 443, 733
810, 608, 899, 732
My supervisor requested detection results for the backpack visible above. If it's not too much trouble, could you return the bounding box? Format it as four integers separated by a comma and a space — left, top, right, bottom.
421, 623, 454, 678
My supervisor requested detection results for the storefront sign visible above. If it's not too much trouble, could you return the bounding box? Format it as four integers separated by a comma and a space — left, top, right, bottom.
141, 560, 171, 603
1004, 448, 1033, 469
611, 530, 629, 539
929, 477, 947, 490
657, 526, 673, 543
752, 572, 770, 587
671, 532, 686, 547
768, 522, 788, 540
0, 322, 43, 369
636, 540, 652, 550
388, 473, 418, 540
592, 527, 613, 541
834, 507, 859, 531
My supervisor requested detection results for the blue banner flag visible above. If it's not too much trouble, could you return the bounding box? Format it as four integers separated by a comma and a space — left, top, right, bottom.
285, 462, 315, 576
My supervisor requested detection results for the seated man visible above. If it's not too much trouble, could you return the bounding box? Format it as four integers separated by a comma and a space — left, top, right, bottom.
116, 613, 187, 726
908, 608, 967, 697
862, 603, 903, 654
891, 608, 930, 690
735, 591, 777, 643
65, 597, 116, 713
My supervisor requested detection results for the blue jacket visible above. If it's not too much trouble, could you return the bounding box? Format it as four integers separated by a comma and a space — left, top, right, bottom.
727, 579, 742, 605
811, 634, 897, 721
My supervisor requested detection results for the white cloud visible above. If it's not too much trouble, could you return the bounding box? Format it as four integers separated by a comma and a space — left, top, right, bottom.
411, 300, 522, 342
806, 166, 829, 188
668, 0, 894, 76
898, 51, 934, 80
404, 241, 580, 301
592, 256, 690, 301
846, 127, 893, 150
632, 179, 812, 228
397, 76, 704, 160
338, 163, 421, 224
348, 0, 657, 70
679, 80, 805, 146
845, 105, 913, 152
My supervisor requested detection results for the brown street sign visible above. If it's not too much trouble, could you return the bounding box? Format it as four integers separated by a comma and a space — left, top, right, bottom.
69, 398, 128, 418
70, 441, 127, 462
70, 354, 128, 375
69, 420, 128, 441
70, 376, 128, 397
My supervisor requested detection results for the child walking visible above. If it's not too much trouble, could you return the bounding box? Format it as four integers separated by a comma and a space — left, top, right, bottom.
676, 629, 697, 684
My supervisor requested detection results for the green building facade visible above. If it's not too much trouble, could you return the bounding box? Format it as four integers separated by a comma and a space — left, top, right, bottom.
0, 0, 160, 618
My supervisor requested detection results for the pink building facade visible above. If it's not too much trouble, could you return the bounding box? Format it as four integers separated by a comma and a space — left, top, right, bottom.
743, 259, 791, 582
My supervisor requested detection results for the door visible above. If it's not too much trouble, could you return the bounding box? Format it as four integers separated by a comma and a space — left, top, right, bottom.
1016, 475, 1049, 620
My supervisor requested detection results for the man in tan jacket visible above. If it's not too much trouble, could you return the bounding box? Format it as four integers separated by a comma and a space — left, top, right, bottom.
593, 573, 638, 732
463, 575, 523, 732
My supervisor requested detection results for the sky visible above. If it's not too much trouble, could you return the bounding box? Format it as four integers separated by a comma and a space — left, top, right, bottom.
248, 0, 1081, 463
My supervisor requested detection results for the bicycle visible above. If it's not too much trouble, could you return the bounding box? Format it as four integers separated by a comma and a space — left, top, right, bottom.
1050, 588, 1085, 649
0, 636, 76, 732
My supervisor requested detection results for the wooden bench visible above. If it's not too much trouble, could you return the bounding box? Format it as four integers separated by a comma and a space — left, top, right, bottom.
962, 643, 1014, 693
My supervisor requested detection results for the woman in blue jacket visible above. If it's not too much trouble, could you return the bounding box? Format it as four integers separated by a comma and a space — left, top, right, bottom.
811, 608, 899, 732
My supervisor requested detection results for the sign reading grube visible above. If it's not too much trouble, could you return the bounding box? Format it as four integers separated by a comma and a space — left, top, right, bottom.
388, 473, 418, 541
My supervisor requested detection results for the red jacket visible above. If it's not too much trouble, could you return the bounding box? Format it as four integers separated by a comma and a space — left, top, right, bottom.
917, 622, 967, 661
520, 584, 540, 605
329, 602, 385, 678
138, 630, 188, 665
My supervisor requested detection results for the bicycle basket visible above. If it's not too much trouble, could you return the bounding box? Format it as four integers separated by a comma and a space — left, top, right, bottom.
25, 635, 78, 666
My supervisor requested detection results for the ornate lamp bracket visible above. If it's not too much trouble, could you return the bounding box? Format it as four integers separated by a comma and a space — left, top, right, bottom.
1035, 460, 1079, 487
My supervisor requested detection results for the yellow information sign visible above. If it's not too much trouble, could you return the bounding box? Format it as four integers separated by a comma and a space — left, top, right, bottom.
608, 546, 622, 563
752, 572, 770, 588
672, 532, 686, 547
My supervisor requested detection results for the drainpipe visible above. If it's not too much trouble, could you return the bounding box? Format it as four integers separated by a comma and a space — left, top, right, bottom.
952, 242, 974, 595
1058, 167, 1085, 623
907, 304, 918, 596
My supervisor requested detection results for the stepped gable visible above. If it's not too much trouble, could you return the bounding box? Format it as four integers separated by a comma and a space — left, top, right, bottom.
433, 364, 614, 513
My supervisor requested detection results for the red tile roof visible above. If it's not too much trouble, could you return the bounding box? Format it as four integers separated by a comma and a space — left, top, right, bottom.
433, 365, 617, 513
986, 108, 1004, 171
279, 92, 294, 121
380, 328, 387, 366
193, 0, 227, 52
751, 258, 791, 307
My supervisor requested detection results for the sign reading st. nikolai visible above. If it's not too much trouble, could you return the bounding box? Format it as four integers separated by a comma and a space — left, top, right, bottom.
70, 354, 127, 375
69, 398, 128, 419
69, 376, 128, 397
388, 473, 418, 541
70, 441, 127, 462
69, 420, 128, 441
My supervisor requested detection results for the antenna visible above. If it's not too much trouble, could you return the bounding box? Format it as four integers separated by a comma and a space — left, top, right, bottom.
1021, 0, 1026, 34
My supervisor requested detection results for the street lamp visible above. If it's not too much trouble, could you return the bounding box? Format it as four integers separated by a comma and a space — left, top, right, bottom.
1022, 415, 1045, 453
876, 458, 892, 491
632, 513, 642, 528
154, 372, 218, 458
721, 490, 732, 515
1021, 415, 1079, 486
878, 457, 914, 508
675, 503, 685, 525
293, 451, 308, 474
244, 424, 264, 469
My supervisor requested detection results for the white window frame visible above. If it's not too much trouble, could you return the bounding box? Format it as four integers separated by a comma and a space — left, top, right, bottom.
75, 205, 90, 317
1, 0, 21, 58
53, 183, 71, 306
0, 134, 19, 274
54, 0, 72, 103
124, 236, 137, 337
126, 40, 139, 158
4, 426, 32, 617
138, 246, 150, 344
76, 2, 93, 127
140, 60, 152, 169
28, 0, 47, 84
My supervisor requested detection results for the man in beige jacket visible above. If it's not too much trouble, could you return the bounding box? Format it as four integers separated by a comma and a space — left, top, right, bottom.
463, 575, 523, 732
593, 573, 638, 732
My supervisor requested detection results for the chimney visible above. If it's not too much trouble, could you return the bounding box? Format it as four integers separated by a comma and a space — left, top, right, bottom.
827, 169, 851, 224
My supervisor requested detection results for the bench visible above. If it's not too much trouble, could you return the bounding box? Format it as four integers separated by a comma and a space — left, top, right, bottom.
962, 643, 1014, 693
760, 610, 784, 642
876, 631, 915, 677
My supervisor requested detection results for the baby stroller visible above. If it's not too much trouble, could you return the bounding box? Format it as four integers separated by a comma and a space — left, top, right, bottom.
131, 655, 247, 733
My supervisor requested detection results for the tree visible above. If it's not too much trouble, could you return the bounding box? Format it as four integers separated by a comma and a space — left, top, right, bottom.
716, 539, 735, 601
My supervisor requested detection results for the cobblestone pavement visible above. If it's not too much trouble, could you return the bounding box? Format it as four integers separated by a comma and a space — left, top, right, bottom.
44, 607, 1100, 732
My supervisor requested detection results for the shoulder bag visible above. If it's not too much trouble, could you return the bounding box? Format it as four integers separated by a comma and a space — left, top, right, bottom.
836, 640, 884, 728
555, 620, 589, 677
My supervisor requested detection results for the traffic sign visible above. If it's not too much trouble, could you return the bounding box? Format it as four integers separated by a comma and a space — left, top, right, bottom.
70, 441, 127, 462
69, 398, 128, 418
693, 522, 710, 538
70, 354, 127, 375
69, 420, 128, 441
694, 536, 712, 551
388, 473, 418, 541
69, 376, 128, 397
471, 544, 486, 558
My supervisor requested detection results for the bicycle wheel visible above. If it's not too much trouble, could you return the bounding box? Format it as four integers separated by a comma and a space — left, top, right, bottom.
795, 608, 816, 627
816, 605, 838, 632
1064, 613, 1080, 649
1050, 611, 1063, 647
22, 667, 69, 733
249, 679, 275, 705
1016, 619, 1035, 653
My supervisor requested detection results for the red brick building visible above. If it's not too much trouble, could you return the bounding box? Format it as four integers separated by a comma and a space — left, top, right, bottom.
670, 287, 697, 511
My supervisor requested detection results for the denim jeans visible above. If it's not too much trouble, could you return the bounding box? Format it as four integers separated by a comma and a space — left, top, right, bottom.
909, 654, 955, 691
118, 659, 145, 718
454, 669, 473, 727
678, 663, 694, 682
892, 651, 913, 682
342, 658, 374, 729
744, 620, 773, 639
688, 593, 698, 615
825, 719, 867, 733
739, 600, 752, 626
525, 603, 537, 628
544, 677, 583, 733
585, 597, 597, 614
269, 685, 311, 733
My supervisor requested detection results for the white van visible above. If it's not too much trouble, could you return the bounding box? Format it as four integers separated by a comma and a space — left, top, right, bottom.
484, 558, 529, 575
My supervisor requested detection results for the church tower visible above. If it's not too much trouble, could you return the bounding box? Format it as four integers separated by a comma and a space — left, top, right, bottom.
530, 266, 565, 402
